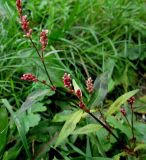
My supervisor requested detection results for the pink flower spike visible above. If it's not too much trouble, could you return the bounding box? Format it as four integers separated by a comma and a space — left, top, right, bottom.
20, 73, 38, 82
76, 89, 82, 99
62, 73, 72, 89
40, 29, 48, 51
21, 15, 32, 37
16, 0, 22, 16
86, 77, 94, 93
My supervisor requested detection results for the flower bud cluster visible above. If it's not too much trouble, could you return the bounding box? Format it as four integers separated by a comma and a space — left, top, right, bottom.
21, 73, 38, 82
86, 77, 94, 93
40, 30, 48, 51
62, 73, 91, 113
21, 16, 32, 37
75, 89, 82, 99
63, 73, 72, 89
16, 0, 22, 16
16, 0, 32, 37
127, 96, 135, 105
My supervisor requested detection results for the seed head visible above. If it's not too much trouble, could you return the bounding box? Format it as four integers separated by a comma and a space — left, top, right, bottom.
20, 73, 38, 82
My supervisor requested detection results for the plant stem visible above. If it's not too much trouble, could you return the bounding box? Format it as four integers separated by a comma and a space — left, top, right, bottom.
131, 104, 136, 147
88, 112, 119, 143
38, 79, 51, 88
88, 112, 129, 150
29, 37, 41, 59
29, 37, 54, 87
124, 115, 131, 127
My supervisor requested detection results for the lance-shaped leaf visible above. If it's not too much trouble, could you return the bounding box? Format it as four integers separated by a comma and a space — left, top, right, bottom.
107, 116, 132, 138
106, 89, 139, 115
87, 72, 108, 108
2, 99, 30, 158
134, 144, 146, 152
0, 107, 8, 155
55, 110, 83, 147
72, 124, 102, 135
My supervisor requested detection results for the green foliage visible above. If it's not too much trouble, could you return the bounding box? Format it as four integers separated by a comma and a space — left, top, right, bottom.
55, 110, 83, 147
1, 0, 146, 159
0, 108, 8, 156
2, 99, 30, 158
72, 124, 101, 135
87, 72, 108, 108
107, 89, 139, 115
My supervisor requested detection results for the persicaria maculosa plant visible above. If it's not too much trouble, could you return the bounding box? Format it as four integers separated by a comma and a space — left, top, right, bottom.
15, 0, 144, 159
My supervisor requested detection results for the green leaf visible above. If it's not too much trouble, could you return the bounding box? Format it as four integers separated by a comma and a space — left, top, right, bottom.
106, 89, 139, 115
30, 102, 47, 113
22, 113, 41, 133
96, 128, 112, 152
52, 110, 73, 122
2, 142, 22, 160
72, 124, 101, 135
87, 72, 108, 108
0, 107, 8, 154
107, 116, 132, 138
113, 152, 127, 160
134, 144, 146, 152
68, 142, 86, 156
18, 89, 54, 114
134, 95, 146, 114
1, 99, 30, 158
55, 110, 83, 147
92, 157, 112, 160
86, 137, 92, 160
72, 79, 81, 92
134, 122, 146, 143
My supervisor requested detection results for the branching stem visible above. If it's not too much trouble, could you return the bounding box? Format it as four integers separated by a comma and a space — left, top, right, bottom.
29, 37, 54, 87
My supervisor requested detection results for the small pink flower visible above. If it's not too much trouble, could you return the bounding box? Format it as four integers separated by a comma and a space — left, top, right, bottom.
20, 73, 38, 82
86, 77, 94, 93
16, 0, 22, 16
20, 15, 32, 37
62, 73, 72, 89
40, 30, 48, 51
76, 89, 82, 99
120, 107, 126, 116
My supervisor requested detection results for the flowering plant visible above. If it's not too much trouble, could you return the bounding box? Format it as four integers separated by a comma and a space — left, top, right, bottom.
1, 1, 146, 160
